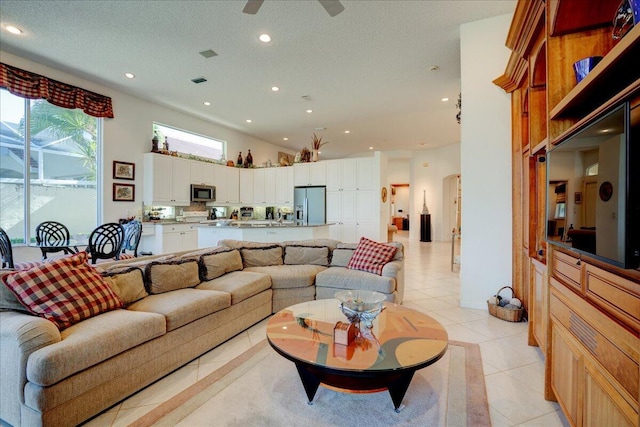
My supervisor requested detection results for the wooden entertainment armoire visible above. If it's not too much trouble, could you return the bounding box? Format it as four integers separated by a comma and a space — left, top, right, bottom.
494, 1, 639, 426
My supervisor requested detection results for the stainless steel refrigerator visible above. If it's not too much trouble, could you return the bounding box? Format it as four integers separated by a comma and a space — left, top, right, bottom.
294, 186, 326, 225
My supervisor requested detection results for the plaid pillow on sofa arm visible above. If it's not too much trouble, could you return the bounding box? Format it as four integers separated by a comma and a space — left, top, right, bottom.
346, 237, 398, 276
1, 251, 123, 330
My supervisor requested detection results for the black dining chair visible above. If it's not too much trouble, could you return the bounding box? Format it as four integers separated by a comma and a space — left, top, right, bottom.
87, 223, 125, 264
35, 221, 76, 260
120, 220, 142, 259
0, 227, 15, 269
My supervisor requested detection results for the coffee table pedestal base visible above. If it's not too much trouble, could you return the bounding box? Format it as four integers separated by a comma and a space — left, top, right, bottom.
295, 362, 416, 411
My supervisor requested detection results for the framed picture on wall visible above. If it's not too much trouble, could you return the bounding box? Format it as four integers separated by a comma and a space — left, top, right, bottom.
113, 183, 135, 202
574, 192, 582, 204
113, 161, 135, 180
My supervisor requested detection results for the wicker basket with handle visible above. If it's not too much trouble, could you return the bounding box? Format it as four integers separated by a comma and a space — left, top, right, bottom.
487, 286, 523, 322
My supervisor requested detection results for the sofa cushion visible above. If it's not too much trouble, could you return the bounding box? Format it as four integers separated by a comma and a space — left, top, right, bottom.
1, 252, 123, 330
0, 269, 29, 313
240, 246, 283, 268
315, 266, 396, 294
244, 264, 327, 289
176, 246, 225, 261
330, 248, 355, 267
219, 239, 278, 250
200, 249, 243, 281
346, 237, 398, 275
127, 288, 231, 331
26, 309, 166, 386
197, 271, 271, 304
101, 267, 148, 305
284, 245, 330, 266
282, 239, 341, 250
99, 254, 176, 273
144, 258, 200, 294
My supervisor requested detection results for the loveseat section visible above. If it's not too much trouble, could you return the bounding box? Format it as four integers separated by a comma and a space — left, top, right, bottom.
315, 267, 398, 302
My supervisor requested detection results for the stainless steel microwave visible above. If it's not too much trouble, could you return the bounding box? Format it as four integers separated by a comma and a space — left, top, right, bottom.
191, 184, 216, 202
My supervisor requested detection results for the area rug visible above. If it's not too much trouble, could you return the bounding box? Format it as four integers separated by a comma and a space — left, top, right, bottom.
129, 340, 489, 427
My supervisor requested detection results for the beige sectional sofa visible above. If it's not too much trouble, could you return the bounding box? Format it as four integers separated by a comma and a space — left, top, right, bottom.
0, 238, 403, 427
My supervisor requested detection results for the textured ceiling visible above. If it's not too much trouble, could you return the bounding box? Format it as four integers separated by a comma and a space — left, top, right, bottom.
0, 0, 515, 159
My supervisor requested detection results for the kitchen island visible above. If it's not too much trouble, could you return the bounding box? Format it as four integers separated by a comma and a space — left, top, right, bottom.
197, 222, 332, 247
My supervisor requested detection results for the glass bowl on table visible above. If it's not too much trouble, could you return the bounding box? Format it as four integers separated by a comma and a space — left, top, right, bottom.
335, 290, 386, 329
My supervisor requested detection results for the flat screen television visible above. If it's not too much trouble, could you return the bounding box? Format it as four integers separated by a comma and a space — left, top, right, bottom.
546, 100, 639, 269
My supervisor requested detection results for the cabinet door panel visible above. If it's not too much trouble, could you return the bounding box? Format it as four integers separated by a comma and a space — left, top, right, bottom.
309, 162, 326, 185
326, 191, 341, 223
551, 324, 581, 427
275, 167, 293, 204
584, 364, 636, 427
253, 169, 266, 203
356, 191, 374, 222
264, 168, 276, 204
294, 164, 309, 186
153, 155, 173, 203
239, 169, 253, 204
532, 259, 547, 352
325, 160, 341, 191
342, 159, 358, 190
356, 158, 373, 190
341, 191, 357, 222
172, 158, 192, 205
341, 222, 358, 244
225, 168, 239, 203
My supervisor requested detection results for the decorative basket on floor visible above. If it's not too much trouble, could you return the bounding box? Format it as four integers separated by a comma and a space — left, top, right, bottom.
487, 286, 523, 322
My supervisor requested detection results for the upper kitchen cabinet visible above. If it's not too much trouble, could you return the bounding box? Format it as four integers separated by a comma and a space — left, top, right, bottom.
239, 169, 254, 205
326, 159, 357, 191
143, 153, 191, 206
356, 158, 374, 190
190, 160, 215, 186
275, 167, 294, 205
253, 168, 276, 204
213, 164, 239, 204
294, 162, 326, 186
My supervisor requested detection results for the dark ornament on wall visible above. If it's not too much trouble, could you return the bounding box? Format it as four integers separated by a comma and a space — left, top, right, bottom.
455, 93, 462, 124
599, 181, 613, 202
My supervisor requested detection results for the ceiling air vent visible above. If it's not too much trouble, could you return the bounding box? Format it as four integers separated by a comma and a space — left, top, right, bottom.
191, 77, 208, 84
199, 49, 217, 58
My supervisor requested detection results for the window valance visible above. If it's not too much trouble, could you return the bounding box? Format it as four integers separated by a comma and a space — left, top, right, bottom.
0, 63, 114, 119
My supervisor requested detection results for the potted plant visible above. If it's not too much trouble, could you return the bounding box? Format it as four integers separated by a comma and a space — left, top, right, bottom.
311, 133, 329, 162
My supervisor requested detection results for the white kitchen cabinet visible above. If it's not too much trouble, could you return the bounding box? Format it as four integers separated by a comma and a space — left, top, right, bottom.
356, 158, 374, 190
252, 168, 277, 204
275, 167, 294, 204
154, 224, 198, 254
294, 162, 326, 186
213, 164, 239, 204
326, 159, 357, 191
144, 153, 191, 206
239, 169, 254, 204
190, 160, 215, 185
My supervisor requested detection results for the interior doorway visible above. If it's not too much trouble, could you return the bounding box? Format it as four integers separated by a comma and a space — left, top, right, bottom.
390, 184, 410, 231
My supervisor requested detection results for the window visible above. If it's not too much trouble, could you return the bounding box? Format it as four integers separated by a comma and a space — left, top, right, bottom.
554, 202, 566, 219
153, 123, 225, 161
586, 163, 599, 176
0, 89, 100, 244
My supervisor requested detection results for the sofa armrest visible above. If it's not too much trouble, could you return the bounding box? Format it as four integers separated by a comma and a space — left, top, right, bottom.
381, 260, 404, 304
0, 311, 61, 425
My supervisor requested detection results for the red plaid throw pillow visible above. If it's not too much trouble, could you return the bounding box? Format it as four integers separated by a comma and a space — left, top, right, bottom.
2, 251, 123, 330
346, 237, 398, 275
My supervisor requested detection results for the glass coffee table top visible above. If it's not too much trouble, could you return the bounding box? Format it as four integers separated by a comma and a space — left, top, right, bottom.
267, 299, 448, 410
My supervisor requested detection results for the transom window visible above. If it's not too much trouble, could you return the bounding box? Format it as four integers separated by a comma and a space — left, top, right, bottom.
153, 123, 225, 161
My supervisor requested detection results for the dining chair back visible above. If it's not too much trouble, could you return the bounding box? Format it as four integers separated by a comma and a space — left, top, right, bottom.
0, 227, 15, 269
87, 223, 125, 264
35, 221, 73, 259
121, 220, 142, 258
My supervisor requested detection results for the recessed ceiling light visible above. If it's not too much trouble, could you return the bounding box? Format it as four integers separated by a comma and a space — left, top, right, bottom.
306, 109, 313, 113
124, 72, 135, 79
259, 34, 271, 43
271, 86, 280, 92
246, 119, 252, 123
369, 146, 374, 150
441, 97, 449, 102
203, 101, 211, 106
344, 130, 350, 134
6, 25, 23, 35
430, 65, 439, 71
283, 137, 288, 141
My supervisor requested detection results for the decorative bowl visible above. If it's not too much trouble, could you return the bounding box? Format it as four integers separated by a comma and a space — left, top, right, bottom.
335, 290, 386, 328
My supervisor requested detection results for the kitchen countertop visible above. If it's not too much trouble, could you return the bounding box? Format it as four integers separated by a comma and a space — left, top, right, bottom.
198, 220, 332, 228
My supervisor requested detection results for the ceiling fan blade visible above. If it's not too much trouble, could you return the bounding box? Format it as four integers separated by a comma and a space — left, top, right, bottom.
242, 0, 264, 15
318, 0, 345, 17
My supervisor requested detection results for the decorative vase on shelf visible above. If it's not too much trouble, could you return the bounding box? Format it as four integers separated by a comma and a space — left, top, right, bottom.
421, 190, 429, 214
312, 149, 319, 162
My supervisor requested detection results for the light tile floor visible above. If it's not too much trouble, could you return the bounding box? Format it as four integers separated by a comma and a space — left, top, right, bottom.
85, 232, 570, 426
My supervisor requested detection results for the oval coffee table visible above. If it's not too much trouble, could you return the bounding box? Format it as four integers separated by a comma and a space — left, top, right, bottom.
266, 299, 448, 411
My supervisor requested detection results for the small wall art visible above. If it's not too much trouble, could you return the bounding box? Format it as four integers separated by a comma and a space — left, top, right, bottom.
574, 192, 582, 204
113, 161, 135, 180
113, 183, 135, 202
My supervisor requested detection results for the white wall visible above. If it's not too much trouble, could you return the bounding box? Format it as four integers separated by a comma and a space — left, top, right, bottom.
1, 51, 294, 225
409, 144, 461, 242
459, 14, 513, 309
